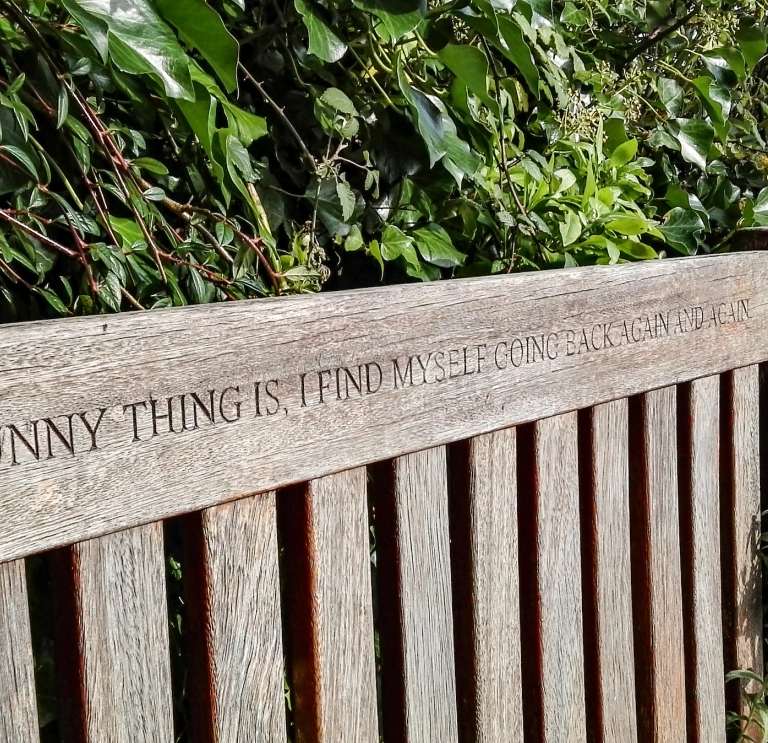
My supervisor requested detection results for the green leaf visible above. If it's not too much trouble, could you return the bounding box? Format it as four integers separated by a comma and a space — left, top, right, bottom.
143, 186, 166, 201
560, 2, 588, 25
1, 145, 39, 180
336, 180, 355, 222
670, 119, 715, 171
222, 102, 267, 147
412, 223, 465, 267
319, 87, 358, 116
496, 17, 539, 96
56, 86, 68, 130
61, 0, 194, 100
658, 77, 684, 117
559, 210, 581, 246
155, 0, 239, 93
616, 240, 658, 260
605, 215, 649, 236
397, 66, 446, 166
132, 157, 169, 175
438, 45, 497, 112
736, 25, 767, 71
38, 288, 67, 315
691, 77, 731, 126
351, 0, 423, 40
307, 178, 359, 236
658, 207, 705, 254
751, 188, 768, 226
380, 224, 419, 267
294, 0, 347, 63
607, 139, 638, 169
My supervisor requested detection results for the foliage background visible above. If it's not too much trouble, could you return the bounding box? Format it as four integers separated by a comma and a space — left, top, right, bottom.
0, 0, 765, 321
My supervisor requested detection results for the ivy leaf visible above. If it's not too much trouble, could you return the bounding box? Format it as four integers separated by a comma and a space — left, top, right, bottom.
412, 223, 465, 267
751, 188, 768, 226
670, 119, 714, 171
61, 0, 195, 100
691, 77, 731, 126
351, 0, 423, 40
155, 0, 240, 93
496, 17, 539, 96
736, 25, 767, 71
658, 77, 684, 117
438, 45, 498, 113
397, 67, 446, 167
658, 207, 705, 254
380, 224, 419, 267
222, 102, 268, 147
294, 0, 347, 63
560, 2, 588, 25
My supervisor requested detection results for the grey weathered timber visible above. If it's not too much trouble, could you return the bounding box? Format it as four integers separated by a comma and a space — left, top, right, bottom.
0, 254, 765, 561
378, 448, 459, 743
450, 429, 523, 743
62, 523, 173, 743
192, 493, 286, 743
722, 365, 763, 726
680, 376, 725, 740
582, 400, 638, 743
280, 468, 378, 743
0, 559, 39, 743
630, 387, 686, 743
521, 413, 586, 743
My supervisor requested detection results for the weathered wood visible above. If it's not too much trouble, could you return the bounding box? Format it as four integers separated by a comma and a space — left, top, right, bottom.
183, 493, 286, 743
722, 366, 763, 724
629, 387, 686, 743
519, 413, 586, 743
579, 401, 638, 743
0, 254, 765, 561
375, 448, 459, 743
278, 468, 378, 742
449, 429, 523, 743
678, 376, 725, 741
0, 559, 39, 743
56, 523, 174, 743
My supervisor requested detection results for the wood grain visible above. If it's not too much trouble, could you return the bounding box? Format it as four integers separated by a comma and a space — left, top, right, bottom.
629, 387, 686, 743
449, 429, 523, 743
0, 558, 39, 743
279, 468, 378, 743
678, 377, 725, 742
0, 254, 766, 561
579, 401, 638, 743
57, 523, 174, 743
721, 366, 763, 725
375, 448, 459, 743
183, 493, 286, 743
519, 413, 586, 743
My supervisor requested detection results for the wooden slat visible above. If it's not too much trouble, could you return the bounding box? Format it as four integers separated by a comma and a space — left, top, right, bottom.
375, 448, 459, 742
449, 429, 523, 743
56, 523, 173, 742
279, 468, 378, 742
580, 401, 638, 743
629, 387, 686, 743
0, 254, 766, 561
0, 559, 39, 743
183, 493, 286, 742
519, 413, 586, 743
722, 365, 763, 725
679, 376, 725, 740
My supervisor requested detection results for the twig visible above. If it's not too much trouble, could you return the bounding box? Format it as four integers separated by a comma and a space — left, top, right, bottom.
0, 209, 78, 257
624, 9, 697, 65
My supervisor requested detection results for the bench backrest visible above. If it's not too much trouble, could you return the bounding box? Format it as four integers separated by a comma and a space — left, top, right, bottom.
0, 252, 764, 742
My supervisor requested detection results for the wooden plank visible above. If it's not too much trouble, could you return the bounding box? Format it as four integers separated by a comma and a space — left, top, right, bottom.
449, 429, 523, 743
721, 366, 763, 726
678, 376, 725, 741
0, 253, 766, 560
279, 468, 378, 742
182, 493, 286, 743
519, 413, 585, 743
375, 448, 458, 743
579, 401, 637, 743
0, 559, 39, 743
629, 387, 686, 743
56, 523, 174, 742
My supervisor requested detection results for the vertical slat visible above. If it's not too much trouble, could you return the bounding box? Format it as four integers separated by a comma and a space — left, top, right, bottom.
280, 467, 378, 742
0, 559, 39, 742
184, 493, 286, 742
57, 523, 173, 742
722, 365, 763, 724
376, 447, 459, 743
629, 386, 686, 743
679, 377, 725, 741
519, 412, 586, 743
580, 400, 638, 743
449, 429, 523, 743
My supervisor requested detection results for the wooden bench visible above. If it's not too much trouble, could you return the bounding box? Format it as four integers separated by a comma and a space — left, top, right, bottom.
0, 252, 764, 742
